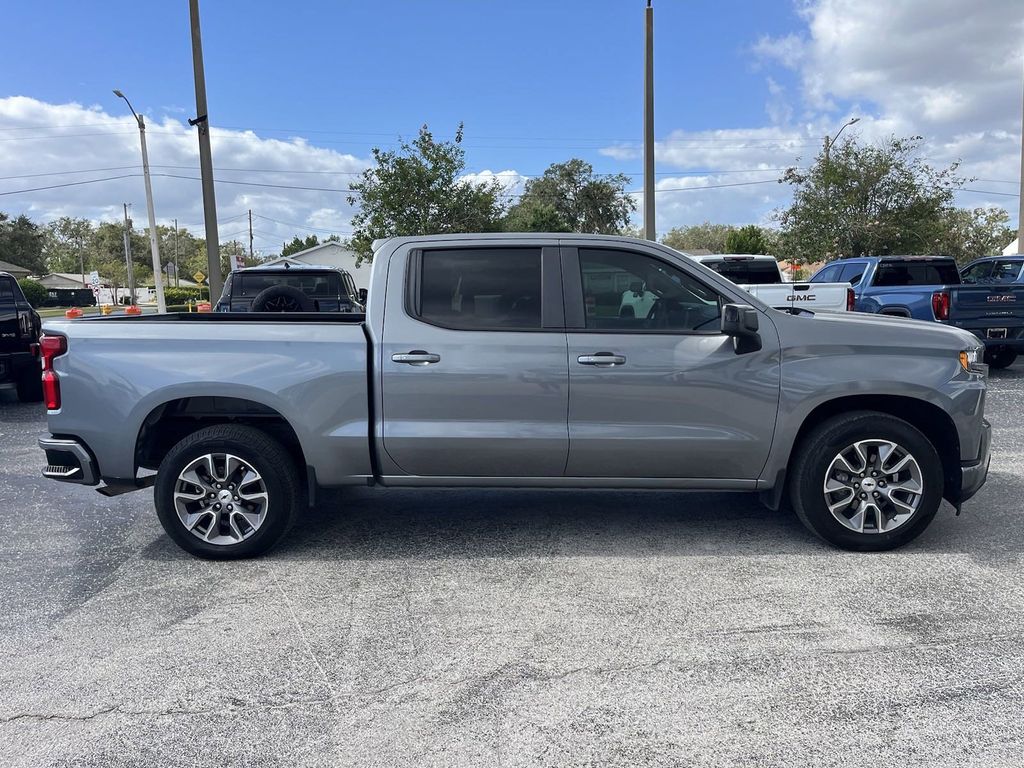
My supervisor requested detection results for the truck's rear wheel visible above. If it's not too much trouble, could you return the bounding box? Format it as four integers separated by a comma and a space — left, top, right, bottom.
16, 368, 43, 403
789, 411, 944, 551
984, 349, 1017, 369
154, 425, 302, 559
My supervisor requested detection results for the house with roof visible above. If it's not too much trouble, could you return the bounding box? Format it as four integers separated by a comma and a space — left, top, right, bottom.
0, 259, 31, 279
260, 241, 370, 291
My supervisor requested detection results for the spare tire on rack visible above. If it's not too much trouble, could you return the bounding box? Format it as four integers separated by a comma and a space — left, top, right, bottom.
250, 284, 315, 312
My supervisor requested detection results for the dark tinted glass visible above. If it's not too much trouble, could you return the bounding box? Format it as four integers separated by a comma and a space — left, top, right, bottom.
705, 260, 782, 284
0, 278, 14, 300
237, 272, 342, 298
579, 248, 721, 332
419, 248, 542, 329
874, 261, 961, 286
838, 264, 865, 285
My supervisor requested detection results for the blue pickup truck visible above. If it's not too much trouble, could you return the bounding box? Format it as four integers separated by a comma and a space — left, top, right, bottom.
811, 255, 1024, 368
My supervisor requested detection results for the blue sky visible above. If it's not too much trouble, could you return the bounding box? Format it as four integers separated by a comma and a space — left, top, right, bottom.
1, 0, 1020, 249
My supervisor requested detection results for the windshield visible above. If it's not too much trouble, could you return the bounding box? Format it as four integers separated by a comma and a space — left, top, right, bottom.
704, 260, 782, 284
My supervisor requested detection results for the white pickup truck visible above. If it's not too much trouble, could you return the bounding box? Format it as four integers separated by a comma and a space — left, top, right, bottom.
688, 254, 853, 313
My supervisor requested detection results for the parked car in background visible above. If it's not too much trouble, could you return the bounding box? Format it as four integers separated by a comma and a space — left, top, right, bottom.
0, 271, 42, 402
689, 254, 853, 313
812, 255, 1024, 368
954, 255, 1024, 369
811, 255, 961, 321
214, 263, 364, 313
38, 234, 990, 559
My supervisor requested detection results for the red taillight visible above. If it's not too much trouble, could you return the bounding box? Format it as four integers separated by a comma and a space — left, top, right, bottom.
846, 287, 856, 312
40, 335, 67, 410
932, 291, 950, 321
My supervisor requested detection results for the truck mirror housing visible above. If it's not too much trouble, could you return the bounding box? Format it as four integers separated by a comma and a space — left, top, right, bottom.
721, 303, 761, 353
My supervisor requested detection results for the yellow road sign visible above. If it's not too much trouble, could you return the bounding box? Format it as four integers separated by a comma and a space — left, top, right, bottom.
193, 271, 206, 284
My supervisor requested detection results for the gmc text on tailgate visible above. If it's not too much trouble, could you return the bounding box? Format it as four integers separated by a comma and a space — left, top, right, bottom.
37, 235, 991, 558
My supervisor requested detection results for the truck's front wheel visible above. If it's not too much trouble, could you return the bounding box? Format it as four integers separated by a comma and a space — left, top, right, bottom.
789, 412, 944, 551
154, 425, 302, 559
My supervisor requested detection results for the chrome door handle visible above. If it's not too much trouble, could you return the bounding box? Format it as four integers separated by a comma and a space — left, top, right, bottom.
392, 351, 441, 365
577, 353, 626, 367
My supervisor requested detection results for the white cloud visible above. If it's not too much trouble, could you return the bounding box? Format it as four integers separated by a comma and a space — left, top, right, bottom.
0, 96, 372, 255
624, 0, 1024, 232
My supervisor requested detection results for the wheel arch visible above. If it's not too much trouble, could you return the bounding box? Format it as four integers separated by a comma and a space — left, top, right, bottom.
790, 394, 961, 504
135, 396, 310, 487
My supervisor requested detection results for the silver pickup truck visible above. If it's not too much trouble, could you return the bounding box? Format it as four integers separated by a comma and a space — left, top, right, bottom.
38, 234, 991, 558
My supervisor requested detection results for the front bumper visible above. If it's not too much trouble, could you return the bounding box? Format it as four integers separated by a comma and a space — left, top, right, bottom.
39, 436, 99, 486
959, 418, 991, 503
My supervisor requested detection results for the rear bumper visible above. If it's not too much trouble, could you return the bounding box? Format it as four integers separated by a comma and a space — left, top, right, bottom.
958, 325, 1024, 350
39, 436, 99, 486
958, 419, 991, 503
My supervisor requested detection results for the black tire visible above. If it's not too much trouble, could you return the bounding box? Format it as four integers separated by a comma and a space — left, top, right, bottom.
984, 349, 1017, 369
788, 411, 944, 551
154, 424, 303, 559
250, 284, 314, 312
16, 368, 43, 403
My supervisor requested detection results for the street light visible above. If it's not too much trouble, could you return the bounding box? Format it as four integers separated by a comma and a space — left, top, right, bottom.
823, 117, 860, 258
113, 89, 166, 313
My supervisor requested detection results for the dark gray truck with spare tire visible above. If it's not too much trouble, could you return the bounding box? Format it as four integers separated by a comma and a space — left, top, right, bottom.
37, 234, 991, 558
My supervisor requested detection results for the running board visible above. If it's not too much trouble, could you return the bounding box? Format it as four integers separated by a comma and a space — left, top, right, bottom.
96, 476, 156, 497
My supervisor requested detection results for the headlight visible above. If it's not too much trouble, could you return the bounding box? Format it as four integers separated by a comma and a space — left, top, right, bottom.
959, 348, 985, 374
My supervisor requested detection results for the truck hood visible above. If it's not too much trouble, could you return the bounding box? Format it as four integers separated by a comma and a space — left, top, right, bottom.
778, 308, 981, 351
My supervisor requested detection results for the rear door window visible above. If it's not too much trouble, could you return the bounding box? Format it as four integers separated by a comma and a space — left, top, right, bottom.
810, 264, 842, 283
874, 261, 961, 286
838, 263, 865, 286
416, 248, 542, 330
985, 261, 1022, 284
0, 278, 14, 301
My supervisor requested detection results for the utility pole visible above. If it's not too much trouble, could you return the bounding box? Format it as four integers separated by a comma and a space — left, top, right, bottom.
189, 0, 223, 301
1017, 58, 1024, 253
173, 219, 179, 287
123, 203, 136, 306
113, 90, 166, 313
248, 209, 254, 263
78, 232, 86, 291
822, 117, 859, 259
643, 0, 656, 241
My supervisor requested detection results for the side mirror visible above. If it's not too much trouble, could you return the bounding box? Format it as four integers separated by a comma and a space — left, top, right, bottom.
358, 288, 368, 303
721, 303, 762, 353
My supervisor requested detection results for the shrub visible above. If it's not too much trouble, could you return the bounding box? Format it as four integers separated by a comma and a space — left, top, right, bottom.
18, 279, 47, 307
163, 286, 203, 304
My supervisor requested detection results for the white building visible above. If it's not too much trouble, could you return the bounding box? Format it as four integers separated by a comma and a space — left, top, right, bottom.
260, 241, 370, 291
1003, 238, 1021, 256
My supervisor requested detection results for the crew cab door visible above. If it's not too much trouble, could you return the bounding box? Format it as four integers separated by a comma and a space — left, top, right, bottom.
379, 245, 568, 477
561, 246, 781, 479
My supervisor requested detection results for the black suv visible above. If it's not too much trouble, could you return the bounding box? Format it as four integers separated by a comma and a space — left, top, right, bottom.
214, 264, 364, 313
0, 272, 42, 402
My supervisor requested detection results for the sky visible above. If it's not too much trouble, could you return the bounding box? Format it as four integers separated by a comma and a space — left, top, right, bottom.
0, 0, 1022, 255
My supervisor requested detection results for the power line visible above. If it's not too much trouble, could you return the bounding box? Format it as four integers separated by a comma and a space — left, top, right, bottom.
0, 173, 140, 196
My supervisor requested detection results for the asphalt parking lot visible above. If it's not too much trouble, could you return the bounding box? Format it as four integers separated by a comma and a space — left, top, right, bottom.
1, 368, 1023, 768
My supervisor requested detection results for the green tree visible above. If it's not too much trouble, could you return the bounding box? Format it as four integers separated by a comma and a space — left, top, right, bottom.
18, 278, 46, 307
777, 135, 965, 263
281, 234, 320, 257
505, 159, 634, 234
0, 212, 46, 274
347, 123, 506, 263
661, 222, 736, 253
43, 217, 94, 274
724, 224, 772, 254
931, 207, 1013, 265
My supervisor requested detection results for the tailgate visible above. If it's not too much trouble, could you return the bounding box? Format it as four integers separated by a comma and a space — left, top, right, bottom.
949, 285, 1024, 340
746, 283, 850, 312
0, 304, 21, 355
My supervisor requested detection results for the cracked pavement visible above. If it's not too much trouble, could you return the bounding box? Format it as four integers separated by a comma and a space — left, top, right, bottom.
1, 366, 1023, 767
